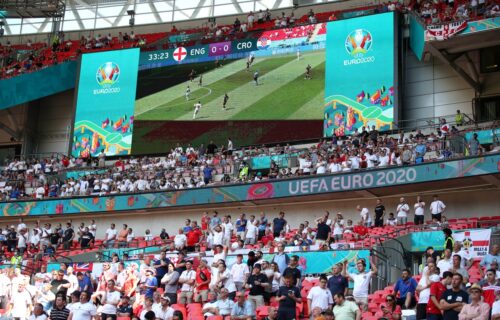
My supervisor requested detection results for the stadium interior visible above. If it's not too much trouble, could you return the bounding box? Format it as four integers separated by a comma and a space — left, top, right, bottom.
0, 0, 500, 319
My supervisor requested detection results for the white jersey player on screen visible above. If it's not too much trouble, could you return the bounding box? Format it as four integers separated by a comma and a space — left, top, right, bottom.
185, 85, 191, 101
297, 48, 301, 61
193, 101, 202, 119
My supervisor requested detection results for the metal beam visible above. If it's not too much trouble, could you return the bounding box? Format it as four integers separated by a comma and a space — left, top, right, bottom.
480, 175, 500, 188
111, 0, 133, 27
230, 0, 243, 13
147, 0, 161, 24
427, 43, 481, 93
190, 0, 207, 19
0, 121, 19, 140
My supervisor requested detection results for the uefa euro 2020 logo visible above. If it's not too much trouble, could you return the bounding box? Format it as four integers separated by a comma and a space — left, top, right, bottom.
96, 62, 120, 87
345, 29, 373, 58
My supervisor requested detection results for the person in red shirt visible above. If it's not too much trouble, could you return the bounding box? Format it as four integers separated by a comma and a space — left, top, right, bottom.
114, 158, 125, 171
426, 271, 453, 319
381, 294, 402, 319
201, 212, 210, 231
194, 259, 211, 304
186, 223, 203, 252
61, 156, 70, 167
353, 221, 368, 240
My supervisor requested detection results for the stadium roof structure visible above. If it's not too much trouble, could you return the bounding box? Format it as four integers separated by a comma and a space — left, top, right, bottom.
1, 0, 308, 35
0, 0, 65, 18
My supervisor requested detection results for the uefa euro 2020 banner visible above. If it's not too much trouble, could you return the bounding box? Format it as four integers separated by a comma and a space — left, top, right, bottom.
324, 12, 396, 137
72, 48, 140, 158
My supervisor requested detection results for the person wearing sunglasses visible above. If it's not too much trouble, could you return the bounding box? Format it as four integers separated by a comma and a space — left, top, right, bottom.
380, 294, 402, 320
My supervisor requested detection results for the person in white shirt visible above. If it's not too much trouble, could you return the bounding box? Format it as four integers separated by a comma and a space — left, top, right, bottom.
356, 205, 371, 227
378, 150, 390, 167
416, 261, 436, 319
35, 186, 45, 199
245, 220, 258, 245
28, 303, 47, 320
307, 275, 333, 315
343, 256, 377, 310
210, 225, 224, 248
230, 254, 250, 292
222, 216, 233, 247
174, 229, 187, 250
300, 156, 312, 175
414, 196, 426, 225
89, 220, 97, 237
178, 261, 196, 304
152, 294, 174, 320
437, 249, 453, 277
8, 283, 32, 320
68, 291, 97, 320
429, 194, 446, 221
202, 291, 219, 317
349, 151, 361, 170
396, 197, 410, 225
98, 280, 120, 318
104, 224, 117, 248
65, 267, 79, 297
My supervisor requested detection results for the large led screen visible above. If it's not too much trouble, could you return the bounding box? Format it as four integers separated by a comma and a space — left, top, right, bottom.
324, 12, 398, 137
71, 48, 140, 157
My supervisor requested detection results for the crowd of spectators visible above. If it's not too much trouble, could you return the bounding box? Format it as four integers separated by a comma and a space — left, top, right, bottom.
409, 0, 499, 24
0, 204, 498, 320
4, 0, 499, 79
0, 122, 494, 202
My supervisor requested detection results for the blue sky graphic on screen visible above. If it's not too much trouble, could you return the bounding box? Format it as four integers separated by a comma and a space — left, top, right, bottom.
324, 12, 395, 137
72, 48, 140, 157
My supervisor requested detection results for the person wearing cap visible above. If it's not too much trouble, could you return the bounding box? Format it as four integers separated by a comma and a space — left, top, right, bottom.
332, 292, 360, 320
142, 269, 158, 299
440, 273, 469, 320
231, 291, 255, 320
178, 261, 196, 304
152, 294, 174, 320
194, 259, 211, 303
245, 264, 269, 309
458, 283, 490, 319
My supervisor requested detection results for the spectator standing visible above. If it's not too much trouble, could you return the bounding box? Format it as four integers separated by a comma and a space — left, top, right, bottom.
440, 274, 469, 320
231, 254, 250, 292
356, 206, 371, 227
8, 283, 32, 320
99, 280, 121, 320
307, 275, 333, 316
315, 216, 331, 247
343, 257, 377, 310
426, 272, 453, 320
277, 273, 301, 320
104, 224, 117, 248
178, 261, 196, 304
160, 263, 180, 304
272, 244, 290, 274
246, 264, 269, 309
414, 196, 426, 225
332, 292, 360, 320
235, 214, 247, 240
374, 199, 386, 227
272, 212, 287, 238
194, 259, 211, 304
327, 264, 348, 298
430, 195, 446, 221
396, 197, 410, 225
68, 291, 96, 320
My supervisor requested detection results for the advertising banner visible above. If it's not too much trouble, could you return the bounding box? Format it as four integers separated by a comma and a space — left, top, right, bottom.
409, 14, 426, 61
0, 154, 497, 217
324, 12, 396, 137
465, 128, 500, 145
71, 48, 140, 157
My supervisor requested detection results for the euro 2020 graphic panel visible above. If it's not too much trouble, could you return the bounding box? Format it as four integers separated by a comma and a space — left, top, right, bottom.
71, 48, 140, 158
323, 12, 398, 137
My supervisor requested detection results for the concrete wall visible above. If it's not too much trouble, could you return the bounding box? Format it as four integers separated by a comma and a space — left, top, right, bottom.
30, 90, 75, 154
403, 50, 500, 121
1, 187, 497, 239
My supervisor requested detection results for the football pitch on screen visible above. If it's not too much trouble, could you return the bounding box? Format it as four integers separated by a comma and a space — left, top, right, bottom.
134, 50, 325, 121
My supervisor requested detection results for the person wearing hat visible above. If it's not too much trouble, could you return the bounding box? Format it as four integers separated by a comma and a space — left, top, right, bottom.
142, 269, 158, 299
458, 283, 490, 319
439, 273, 469, 319
245, 264, 269, 309
152, 294, 174, 320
